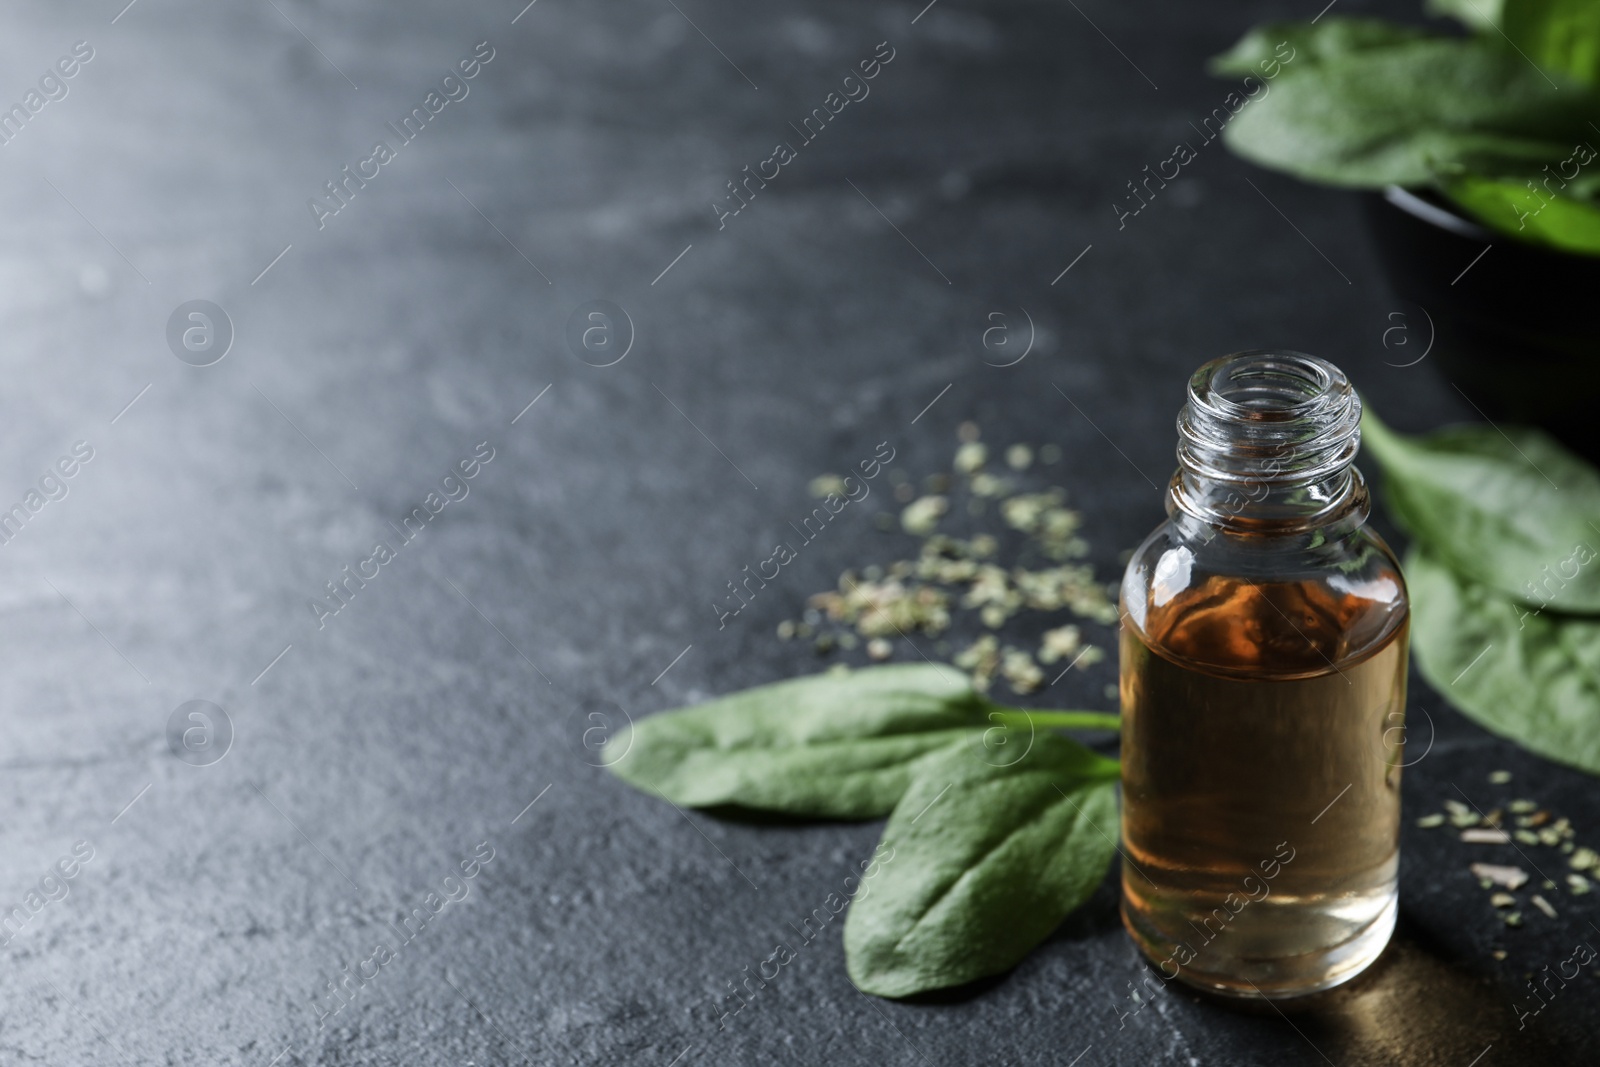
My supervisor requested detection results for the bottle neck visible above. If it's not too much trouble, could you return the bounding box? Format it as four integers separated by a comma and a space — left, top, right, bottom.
1167, 350, 1367, 537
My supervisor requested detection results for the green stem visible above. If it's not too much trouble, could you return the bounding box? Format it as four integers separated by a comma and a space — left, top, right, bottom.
989, 709, 1121, 731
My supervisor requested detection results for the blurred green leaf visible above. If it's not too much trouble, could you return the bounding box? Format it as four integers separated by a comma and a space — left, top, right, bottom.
1220, 37, 1596, 187
1443, 171, 1600, 252
1505, 0, 1600, 86
1210, 18, 1429, 77
1362, 407, 1600, 612
1427, 0, 1506, 33
1407, 547, 1600, 776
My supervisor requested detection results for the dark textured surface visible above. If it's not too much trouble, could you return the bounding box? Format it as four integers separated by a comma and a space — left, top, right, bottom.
0, 0, 1594, 1063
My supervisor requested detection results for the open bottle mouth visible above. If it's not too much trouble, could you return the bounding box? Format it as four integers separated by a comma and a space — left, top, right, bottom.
1196, 351, 1338, 415
1172, 350, 1365, 530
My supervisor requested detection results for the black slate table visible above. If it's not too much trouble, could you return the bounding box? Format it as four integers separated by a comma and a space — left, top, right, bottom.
0, 0, 1592, 1063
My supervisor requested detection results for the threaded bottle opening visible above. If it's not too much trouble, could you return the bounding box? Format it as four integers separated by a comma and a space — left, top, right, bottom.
1172, 351, 1364, 530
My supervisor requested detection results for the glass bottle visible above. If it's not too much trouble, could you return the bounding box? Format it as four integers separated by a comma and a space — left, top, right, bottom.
1118, 351, 1409, 999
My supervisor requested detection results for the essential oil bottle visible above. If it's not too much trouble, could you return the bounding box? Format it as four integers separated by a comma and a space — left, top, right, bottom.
1118, 351, 1409, 999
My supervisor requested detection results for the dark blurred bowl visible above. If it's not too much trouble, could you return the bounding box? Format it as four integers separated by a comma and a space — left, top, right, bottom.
1362, 185, 1600, 459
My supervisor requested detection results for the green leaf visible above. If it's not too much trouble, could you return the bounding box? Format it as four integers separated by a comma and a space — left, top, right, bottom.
844, 734, 1120, 996
1442, 172, 1600, 253
1209, 18, 1429, 77
1362, 407, 1600, 612
605, 664, 1120, 819
1427, 0, 1505, 33
604, 664, 987, 819
1220, 37, 1597, 187
1407, 547, 1600, 775
1504, 0, 1600, 86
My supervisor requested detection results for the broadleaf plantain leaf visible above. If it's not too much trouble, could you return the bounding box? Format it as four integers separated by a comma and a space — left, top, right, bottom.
604, 664, 990, 819
1407, 547, 1600, 776
844, 734, 1120, 996
1362, 407, 1600, 612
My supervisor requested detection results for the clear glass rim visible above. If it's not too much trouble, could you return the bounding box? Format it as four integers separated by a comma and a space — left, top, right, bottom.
1189, 350, 1341, 423
1172, 350, 1365, 531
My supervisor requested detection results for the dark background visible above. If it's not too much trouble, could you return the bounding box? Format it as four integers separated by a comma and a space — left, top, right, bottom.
0, 0, 1591, 1063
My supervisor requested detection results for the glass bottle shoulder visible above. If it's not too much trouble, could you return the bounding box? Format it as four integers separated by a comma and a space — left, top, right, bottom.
1120, 517, 1409, 680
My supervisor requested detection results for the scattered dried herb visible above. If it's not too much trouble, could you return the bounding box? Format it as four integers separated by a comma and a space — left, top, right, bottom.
791, 426, 1117, 695
1416, 777, 1599, 930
